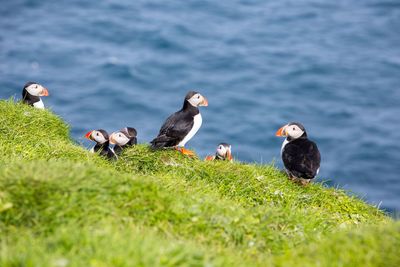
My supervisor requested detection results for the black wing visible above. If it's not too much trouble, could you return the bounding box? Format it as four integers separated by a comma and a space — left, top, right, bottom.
150, 110, 194, 149
282, 139, 321, 179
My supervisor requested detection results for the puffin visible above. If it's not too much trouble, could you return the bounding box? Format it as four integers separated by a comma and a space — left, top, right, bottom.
22, 82, 49, 109
205, 143, 233, 162
109, 127, 138, 156
276, 122, 321, 185
150, 91, 208, 156
85, 129, 116, 159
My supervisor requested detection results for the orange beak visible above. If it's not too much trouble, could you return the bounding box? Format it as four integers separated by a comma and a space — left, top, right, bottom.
40, 88, 49, 97
200, 96, 208, 107
276, 126, 287, 137
85, 131, 93, 140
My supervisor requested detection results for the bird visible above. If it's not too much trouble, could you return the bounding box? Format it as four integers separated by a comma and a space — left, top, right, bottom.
85, 129, 116, 159
22, 82, 49, 109
276, 122, 321, 185
205, 143, 233, 161
150, 91, 208, 156
109, 127, 137, 156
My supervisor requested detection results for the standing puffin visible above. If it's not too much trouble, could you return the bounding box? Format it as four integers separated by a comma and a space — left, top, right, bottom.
85, 129, 116, 159
276, 122, 321, 185
150, 91, 208, 156
205, 143, 233, 162
109, 127, 138, 156
22, 82, 49, 109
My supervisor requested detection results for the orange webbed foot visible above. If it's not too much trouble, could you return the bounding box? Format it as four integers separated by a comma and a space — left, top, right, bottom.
176, 147, 196, 157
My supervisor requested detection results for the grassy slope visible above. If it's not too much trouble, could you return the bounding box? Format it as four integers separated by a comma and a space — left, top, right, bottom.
0, 100, 398, 267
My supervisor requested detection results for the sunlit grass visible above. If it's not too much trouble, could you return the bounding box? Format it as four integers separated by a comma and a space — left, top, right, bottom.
0, 99, 398, 266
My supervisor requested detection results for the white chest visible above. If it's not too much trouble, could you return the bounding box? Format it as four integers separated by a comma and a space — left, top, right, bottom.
281, 138, 289, 156
110, 147, 118, 159
33, 98, 45, 109
178, 113, 202, 147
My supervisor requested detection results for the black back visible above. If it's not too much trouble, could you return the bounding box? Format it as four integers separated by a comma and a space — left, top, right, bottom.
150, 97, 199, 149
282, 138, 321, 179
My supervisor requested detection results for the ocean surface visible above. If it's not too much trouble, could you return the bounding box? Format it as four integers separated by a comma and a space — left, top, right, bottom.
1, 0, 399, 214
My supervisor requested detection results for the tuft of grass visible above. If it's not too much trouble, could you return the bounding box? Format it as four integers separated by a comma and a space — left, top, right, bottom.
1, 222, 242, 267
274, 222, 400, 267
0, 99, 398, 266
0, 100, 108, 166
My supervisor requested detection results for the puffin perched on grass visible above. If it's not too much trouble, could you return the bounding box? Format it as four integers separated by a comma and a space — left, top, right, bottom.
22, 82, 49, 109
109, 127, 137, 156
205, 143, 233, 162
85, 129, 116, 159
276, 122, 321, 185
150, 91, 208, 156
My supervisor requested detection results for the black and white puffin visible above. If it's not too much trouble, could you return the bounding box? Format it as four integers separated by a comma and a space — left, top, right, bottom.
109, 127, 138, 156
276, 122, 321, 185
205, 143, 233, 162
22, 82, 49, 109
85, 129, 116, 159
150, 91, 208, 156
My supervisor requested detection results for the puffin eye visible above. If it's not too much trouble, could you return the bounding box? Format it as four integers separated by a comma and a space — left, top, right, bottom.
293, 127, 296, 131
96, 133, 99, 136
197, 95, 200, 99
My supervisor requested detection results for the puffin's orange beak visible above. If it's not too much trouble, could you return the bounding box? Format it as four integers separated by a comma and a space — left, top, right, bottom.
85, 131, 93, 140
40, 88, 49, 97
276, 126, 287, 137
200, 96, 208, 107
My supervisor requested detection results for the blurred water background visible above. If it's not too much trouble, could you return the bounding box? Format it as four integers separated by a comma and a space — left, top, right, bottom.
1, 0, 399, 215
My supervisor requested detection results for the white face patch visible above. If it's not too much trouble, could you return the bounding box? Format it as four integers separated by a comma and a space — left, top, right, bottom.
216, 145, 227, 158
91, 130, 107, 144
112, 132, 130, 146
187, 93, 204, 107
285, 125, 304, 139
26, 84, 45, 96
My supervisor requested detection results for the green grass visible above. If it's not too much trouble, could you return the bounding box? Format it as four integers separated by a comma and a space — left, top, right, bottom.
0, 99, 398, 267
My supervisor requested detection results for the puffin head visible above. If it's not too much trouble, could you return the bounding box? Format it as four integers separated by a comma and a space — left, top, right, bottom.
109, 127, 137, 146
276, 122, 307, 140
125, 127, 138, 138
185, 91, 208, 107
85, 129, 109, 144
23, 82, 49, 97
216, 143, 232, 161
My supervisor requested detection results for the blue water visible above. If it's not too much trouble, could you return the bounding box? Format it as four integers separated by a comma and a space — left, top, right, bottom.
1, 0, 399, 214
